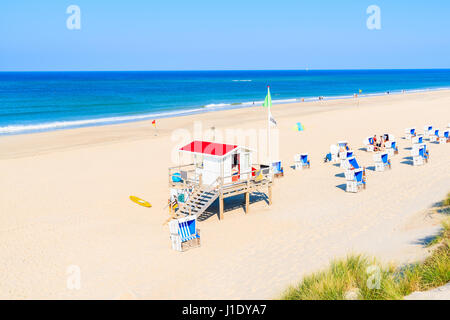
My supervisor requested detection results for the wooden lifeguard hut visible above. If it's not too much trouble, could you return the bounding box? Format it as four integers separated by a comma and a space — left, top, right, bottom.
168, 140, 273, 220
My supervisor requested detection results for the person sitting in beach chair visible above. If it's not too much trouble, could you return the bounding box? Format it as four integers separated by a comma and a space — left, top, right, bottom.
422, 143, 430, 162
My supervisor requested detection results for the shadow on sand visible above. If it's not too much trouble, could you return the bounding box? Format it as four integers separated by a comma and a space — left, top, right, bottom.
198, 191, 269, 222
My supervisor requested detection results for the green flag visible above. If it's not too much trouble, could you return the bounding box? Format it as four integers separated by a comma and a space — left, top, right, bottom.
263, 86, 272, 108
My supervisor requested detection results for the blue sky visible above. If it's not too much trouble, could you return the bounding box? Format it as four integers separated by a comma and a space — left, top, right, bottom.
1, 0, 449, 71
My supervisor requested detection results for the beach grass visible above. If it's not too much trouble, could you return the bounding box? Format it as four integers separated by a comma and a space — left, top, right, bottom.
443, 192, 450, 207
281, 194, 450, 300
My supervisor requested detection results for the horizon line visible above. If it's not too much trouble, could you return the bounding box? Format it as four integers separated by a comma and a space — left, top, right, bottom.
1, 67, 450, 73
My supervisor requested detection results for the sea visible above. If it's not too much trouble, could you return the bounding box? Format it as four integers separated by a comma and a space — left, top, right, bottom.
1, 69, 450, 135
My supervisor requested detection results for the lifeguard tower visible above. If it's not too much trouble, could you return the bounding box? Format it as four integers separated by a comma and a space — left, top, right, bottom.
168, 140, 273, 220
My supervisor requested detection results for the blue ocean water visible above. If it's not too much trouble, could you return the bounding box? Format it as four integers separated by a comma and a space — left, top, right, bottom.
1, 70, 450, 135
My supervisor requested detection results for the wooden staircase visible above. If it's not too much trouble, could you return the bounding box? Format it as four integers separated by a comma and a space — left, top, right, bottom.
178, 187, 219, 218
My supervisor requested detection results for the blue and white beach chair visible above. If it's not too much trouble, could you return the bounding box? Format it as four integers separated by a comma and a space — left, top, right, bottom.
169, 215, 201, 252
271, 161, 284, 177
346, 157, 366, 177
430, 129, 440, 142
422, 143, 430, 161
412, 135, 423, 145
411, 144, 426, 166
294, 153, 310, 170
338, 141, 348, 149
329, 144, 340, 162
363, 137, 375, 152
385, 140, 398, 156
373, 152, 391, 172
340, 150, 354, 168
345, 168, 366, 193
405, 128, 416, 140
424, 125, 433, 139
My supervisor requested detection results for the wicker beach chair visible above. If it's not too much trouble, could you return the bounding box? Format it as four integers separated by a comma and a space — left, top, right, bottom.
345, 168, 366, 193
439, 130, 449, 144
339, 150, 354, 168
271, 161, 284, 178
294, 153, 310, 170
363, 137, 375, 152
169, 216, 201, 252
373, 152, 391, 172
411, 144, 426, 166
405, 128, 416, 140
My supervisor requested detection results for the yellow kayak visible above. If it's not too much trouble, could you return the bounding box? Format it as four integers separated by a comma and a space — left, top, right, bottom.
130, 195, 152, 208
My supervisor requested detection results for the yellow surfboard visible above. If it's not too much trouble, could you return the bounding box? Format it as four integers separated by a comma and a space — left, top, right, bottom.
130, 196, 152, 208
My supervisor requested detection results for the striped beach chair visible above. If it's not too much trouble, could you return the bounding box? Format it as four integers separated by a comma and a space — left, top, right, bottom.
424, 125, 433, 139
340, 150, 354, 169
338, 141, 348, 149
169, 216, 201, 252
412, 135, 423, 145
363, 137, 375, 152
439, 130, 449, 144
329, 144, 340, 162
373, 152, 391, 172
430, 129, 440, 142
405, 128, 416, 140
345, 168, 366, 193
346, 156, 366, 178
385, 140, 398, 156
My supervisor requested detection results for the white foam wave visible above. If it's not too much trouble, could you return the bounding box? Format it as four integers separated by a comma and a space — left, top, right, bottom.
204, 103, 230, 108
0, 108, 202, 134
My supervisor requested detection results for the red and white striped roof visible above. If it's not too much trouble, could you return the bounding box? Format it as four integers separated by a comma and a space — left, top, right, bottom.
179, 140, 239, 157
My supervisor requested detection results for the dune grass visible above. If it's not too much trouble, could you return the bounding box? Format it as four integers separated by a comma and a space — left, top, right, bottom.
282, 194, 450, 300
444, 192, 450, 207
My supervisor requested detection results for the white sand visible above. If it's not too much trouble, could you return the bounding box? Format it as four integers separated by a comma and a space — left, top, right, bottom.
0, 90, 449, 299
405, 283, 450, 300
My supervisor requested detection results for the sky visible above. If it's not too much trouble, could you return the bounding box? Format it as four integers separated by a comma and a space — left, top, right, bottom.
1, 0, 449, 71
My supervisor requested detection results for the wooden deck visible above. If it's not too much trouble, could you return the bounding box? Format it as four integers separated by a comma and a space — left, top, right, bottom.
168, 164, 273, 220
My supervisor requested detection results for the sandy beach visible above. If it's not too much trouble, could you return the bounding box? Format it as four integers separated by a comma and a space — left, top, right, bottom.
0, 90, 449, 299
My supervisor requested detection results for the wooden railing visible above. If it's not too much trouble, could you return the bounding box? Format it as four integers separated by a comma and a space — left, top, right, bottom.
169, 163, 272, 191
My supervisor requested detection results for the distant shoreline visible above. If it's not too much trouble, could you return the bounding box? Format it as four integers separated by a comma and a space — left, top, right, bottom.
1, 85, 450, 136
